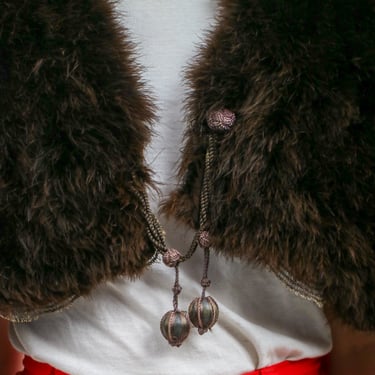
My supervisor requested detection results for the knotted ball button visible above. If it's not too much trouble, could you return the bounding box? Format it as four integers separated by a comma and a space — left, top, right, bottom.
200, 277, 211, 288
198, 231, 211, 248
207, 109, 236, 132
162, 248, 181, 267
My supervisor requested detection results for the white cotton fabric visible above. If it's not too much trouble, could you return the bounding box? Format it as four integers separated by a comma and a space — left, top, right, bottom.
10, 1, 332, 374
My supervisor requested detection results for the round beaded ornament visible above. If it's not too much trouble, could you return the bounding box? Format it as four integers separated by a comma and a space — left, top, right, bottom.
160, 310, 191, 347
188, 296, 219, 335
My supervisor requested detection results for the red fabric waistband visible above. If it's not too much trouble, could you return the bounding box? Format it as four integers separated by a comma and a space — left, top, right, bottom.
17, 356, 69, 375
19, 354, 328, 375
241, 356, 329, 375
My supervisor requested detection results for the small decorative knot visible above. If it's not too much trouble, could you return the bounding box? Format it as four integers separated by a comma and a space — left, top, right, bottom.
201, 278, 211, 288
172, 285, 182, 295
198, 231, 211, 248
207, 109, 236, 132
188, 296, 219, 335
160, 310, 191, 347
162, 248, 181, 267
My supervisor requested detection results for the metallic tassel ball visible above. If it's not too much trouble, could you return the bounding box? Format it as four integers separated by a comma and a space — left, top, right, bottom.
188, 296, 219, 335
162, 248, 181, 267
198, 231, 211, 248
207, 109, 236, 132
160, 310, 191, 347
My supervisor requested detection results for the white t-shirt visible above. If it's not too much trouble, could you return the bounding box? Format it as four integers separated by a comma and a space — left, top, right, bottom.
10, 1, 332, 374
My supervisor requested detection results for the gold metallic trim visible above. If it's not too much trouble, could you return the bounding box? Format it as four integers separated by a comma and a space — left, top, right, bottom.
0, 295, 78, 323
272, 268, 324, 308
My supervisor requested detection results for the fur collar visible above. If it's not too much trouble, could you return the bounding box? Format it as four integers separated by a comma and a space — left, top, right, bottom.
0, 0, 374, 329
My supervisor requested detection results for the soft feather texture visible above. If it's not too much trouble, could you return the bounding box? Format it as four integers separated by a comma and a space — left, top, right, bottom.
0, 0, 155, 314
163, 0, 375, 330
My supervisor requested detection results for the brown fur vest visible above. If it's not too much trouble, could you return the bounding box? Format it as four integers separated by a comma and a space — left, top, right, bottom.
0, 0, 374, 330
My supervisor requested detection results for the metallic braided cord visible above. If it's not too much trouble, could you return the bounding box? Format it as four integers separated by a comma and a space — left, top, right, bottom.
172, 266, 181, 312
130, 187, 167, 264
132, 134, 217, 264
132, 133, 217, 312
180, 134, 217, 263
196, 134, 216, 297
200, 248, 211, 298
199, 134, 216, 230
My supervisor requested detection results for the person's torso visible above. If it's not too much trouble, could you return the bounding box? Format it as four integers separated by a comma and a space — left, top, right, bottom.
10, 2, 332, 374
